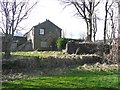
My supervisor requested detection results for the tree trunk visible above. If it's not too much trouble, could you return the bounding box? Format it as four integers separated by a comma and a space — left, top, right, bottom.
89, 18, 92, 41
104, 11, 108, 44
4, 35, 12, 58
4, 43, 11, 58
104, 1, 108, 44
93, 14, 97, 42
85, 17, 92, 42
88, 2, 93, 42
85, 19, 91, 41
87, 12, 93, 42
93, 34, 96, 42
4, 47, 11, 58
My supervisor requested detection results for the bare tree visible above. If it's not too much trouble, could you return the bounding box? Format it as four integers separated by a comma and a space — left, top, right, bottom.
0, 0, 37, 58
93, 14, 97, 42
103, 0, 114, 44
103, 1, 119, 64
108, 8, 117, 39
60, 0, 100, 41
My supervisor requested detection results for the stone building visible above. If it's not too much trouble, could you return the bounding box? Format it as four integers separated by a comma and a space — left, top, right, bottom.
24, 19, 62, 51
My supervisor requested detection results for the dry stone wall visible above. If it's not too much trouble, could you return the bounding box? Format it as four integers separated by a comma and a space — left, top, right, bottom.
65, 41, 97, 55
2, 55, 102, 74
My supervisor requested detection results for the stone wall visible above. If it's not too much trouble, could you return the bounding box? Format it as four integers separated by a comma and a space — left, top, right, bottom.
2, 55, 102, 74
65, 41, 97, 55
2, 56, 40, 74
17, 41, 33, 51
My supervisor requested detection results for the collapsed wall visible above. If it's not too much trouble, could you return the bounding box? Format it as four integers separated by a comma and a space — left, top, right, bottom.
2, 55, 102, 74
65, 41, 97, 54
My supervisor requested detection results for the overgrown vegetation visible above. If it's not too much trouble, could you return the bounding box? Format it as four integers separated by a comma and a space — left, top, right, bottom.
2, 63, 119, 89
2, 51, 119, 89
12, 51, 68, 58
2, 51, 101, 73
11, 51, 99, 59
56, 38, 67, 50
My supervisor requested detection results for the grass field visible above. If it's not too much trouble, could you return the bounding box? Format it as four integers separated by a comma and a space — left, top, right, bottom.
3, 64, 119, 90
2, 72, 119, 90
2, 51, 120, 90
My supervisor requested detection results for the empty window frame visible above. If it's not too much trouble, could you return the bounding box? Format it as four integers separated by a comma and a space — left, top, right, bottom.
40, 29, 45, 35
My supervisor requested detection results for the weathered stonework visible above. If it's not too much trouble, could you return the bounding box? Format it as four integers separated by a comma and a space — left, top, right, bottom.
25, 19, 62, 51
65, 41, 97, 55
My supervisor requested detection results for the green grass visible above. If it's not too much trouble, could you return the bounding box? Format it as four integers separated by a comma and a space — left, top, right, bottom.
11, 51, 68, 58
2, 72, 119, 90
3, 51, 119, 90
11, 51, 99, 60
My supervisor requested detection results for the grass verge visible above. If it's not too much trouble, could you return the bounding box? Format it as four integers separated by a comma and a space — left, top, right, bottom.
2, 71, 119, 90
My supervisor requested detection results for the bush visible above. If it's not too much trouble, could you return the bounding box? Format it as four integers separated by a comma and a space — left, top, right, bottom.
56, 38, 67, 50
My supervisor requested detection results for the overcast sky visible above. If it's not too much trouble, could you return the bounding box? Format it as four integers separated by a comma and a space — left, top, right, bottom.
3, 0, 118, 40
17, 0, 88, 39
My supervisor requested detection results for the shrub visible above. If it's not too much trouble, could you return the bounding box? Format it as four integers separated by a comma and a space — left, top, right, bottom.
56, 38, 67, 50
